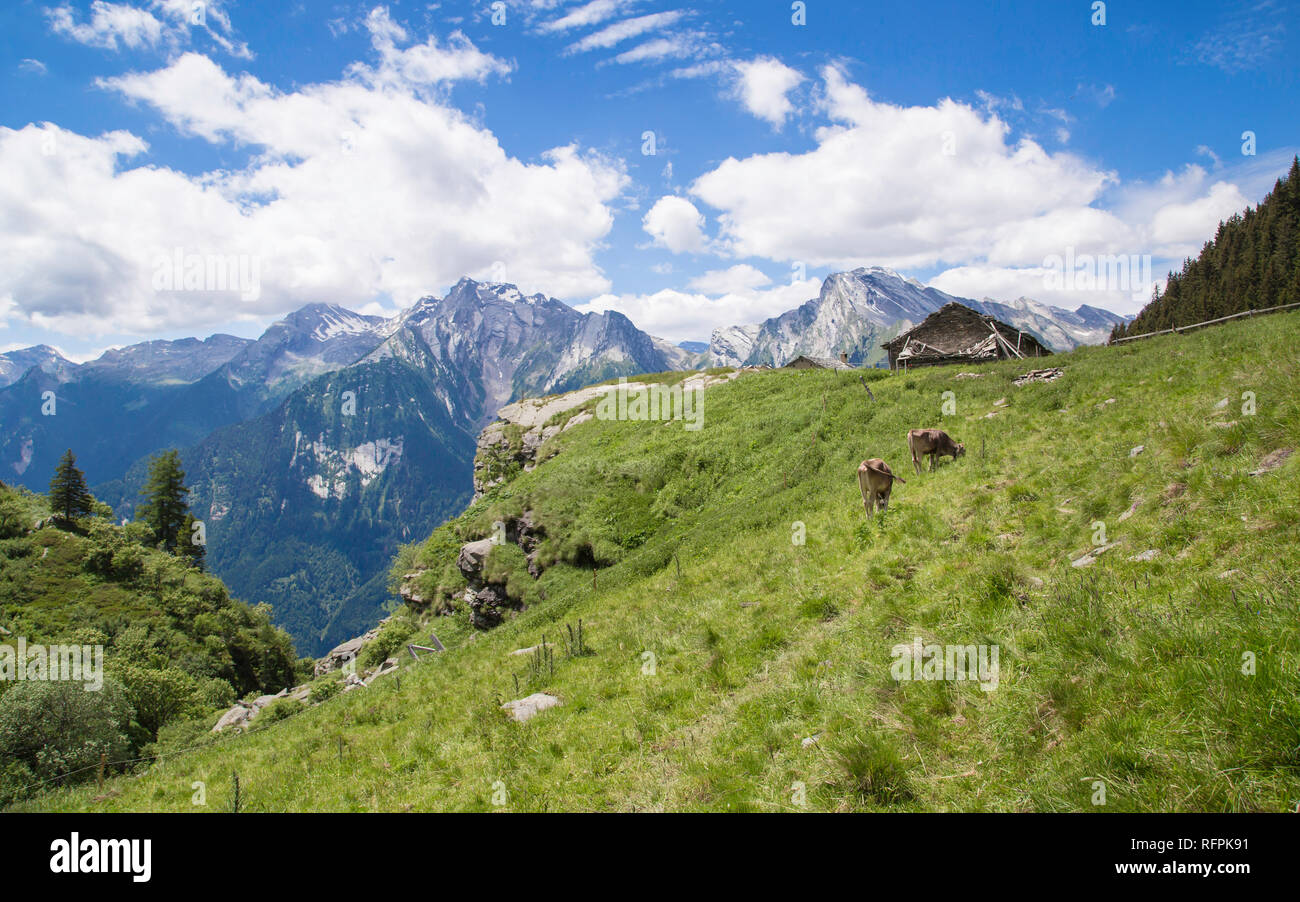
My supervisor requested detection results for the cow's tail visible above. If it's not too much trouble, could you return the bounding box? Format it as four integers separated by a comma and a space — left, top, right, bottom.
866, 462, 905, 484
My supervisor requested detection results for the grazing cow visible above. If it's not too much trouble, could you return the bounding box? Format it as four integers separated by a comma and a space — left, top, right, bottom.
906, 428, 965, 475
858, 458, 905, 514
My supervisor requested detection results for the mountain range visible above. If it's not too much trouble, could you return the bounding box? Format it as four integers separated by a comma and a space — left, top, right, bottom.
706, 266, 1129, 367
0, 271, 1124, 653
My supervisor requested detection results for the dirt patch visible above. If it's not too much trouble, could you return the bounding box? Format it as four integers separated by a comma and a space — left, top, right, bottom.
1250, 448, 1293, 476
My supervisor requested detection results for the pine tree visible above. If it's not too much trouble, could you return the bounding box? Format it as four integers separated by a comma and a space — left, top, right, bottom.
48, 449, 94, 525
177, 512, 206, 571
137, 450, 190, 552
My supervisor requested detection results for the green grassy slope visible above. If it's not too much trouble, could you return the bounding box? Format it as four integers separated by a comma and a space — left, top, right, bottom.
21, 311, 1300, 812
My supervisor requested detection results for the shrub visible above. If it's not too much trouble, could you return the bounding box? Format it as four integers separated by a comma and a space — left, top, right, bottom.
112, 663, 205, 739
258, 697, 304, 724
360, 618, 418, 668
197, 677, 236, 711
0, 677, 134, 787
310, 678, 341, 704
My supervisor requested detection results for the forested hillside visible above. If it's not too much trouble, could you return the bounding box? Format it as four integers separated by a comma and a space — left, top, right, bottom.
1114, 157, 1300, 338
0, 482, 302, 806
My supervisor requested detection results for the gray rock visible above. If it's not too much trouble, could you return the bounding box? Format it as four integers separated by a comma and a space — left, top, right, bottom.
1128, 549, 1160, 562
1071, 541, 1121, 568
457, 538, 495, 578
501, 692, 561, 723
509, 643, 554, 657
212, 702, 256, 733
1117, 499, 1141, 523
315, 633, 370, 676
364, 658, 399, 685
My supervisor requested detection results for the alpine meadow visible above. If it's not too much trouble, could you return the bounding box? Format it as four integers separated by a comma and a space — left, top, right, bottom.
1, 0, 1298, 875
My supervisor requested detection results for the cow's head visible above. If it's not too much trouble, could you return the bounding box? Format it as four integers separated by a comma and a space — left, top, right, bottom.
953, 441, 966, 458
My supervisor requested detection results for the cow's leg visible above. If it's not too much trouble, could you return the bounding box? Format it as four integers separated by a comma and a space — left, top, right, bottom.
879, 487, 890, 513
858, 469, 872, 514
868, 487, 879, 514
929, 451, 937, 471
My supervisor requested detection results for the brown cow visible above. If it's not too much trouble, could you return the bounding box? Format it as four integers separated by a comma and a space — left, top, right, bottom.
858, 458, 905, 514
906, 428, 965, 475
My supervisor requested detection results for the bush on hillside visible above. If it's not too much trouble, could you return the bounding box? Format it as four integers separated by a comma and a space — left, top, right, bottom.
0, 677, 134, 789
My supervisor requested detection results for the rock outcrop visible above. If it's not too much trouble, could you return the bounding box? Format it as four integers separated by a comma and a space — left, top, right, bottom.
314, 620, 386, 676
212, 684, 309, 732
473, 369, 747, 496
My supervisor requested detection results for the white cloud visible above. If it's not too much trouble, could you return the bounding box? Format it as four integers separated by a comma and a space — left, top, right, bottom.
731, 57, 804, 129
611, 34, 699, 65
0, 27, 627, 337
657, 64, 1272, 318
688, 65, 1116, 271
46, 0, 251, 58
686, 264, 771, 294
577, 275, 821, 343
1190, 3, 1287, 73
642, 196, 709, 253
358, 7, 515, 86
929, 164, 1254, 314
567, 11, 685, 53
19, 59, 49, 75
927, 264, 1153, 314
47, 2, 165, 51
540, 0, 631, 33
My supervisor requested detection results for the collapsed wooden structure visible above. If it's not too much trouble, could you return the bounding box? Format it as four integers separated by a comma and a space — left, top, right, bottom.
882, 302, 1051, 371
783, 354, 854, 370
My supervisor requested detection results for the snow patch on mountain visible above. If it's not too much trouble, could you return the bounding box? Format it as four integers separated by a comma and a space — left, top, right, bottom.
709, 267, 1130, 366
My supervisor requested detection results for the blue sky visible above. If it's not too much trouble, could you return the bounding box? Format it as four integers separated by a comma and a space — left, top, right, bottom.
1, 0, 1297, 358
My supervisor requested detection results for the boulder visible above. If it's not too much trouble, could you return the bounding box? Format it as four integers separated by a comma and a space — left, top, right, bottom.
315, 634, 369, 676
212, 702, 256, 733
399, 570, 431, 608
1071, 541, 1121, 568
365, 658, 399, 685
501, 692, 562, 723
469, 584, 510, 629
457, 538, 495, 578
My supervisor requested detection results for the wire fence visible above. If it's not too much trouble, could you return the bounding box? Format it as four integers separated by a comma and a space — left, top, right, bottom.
1109, 301, 1300, 344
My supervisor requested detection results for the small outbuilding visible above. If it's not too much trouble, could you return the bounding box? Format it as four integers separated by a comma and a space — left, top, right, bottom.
783, 353, 854, 371
882, 302, 1051, 371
